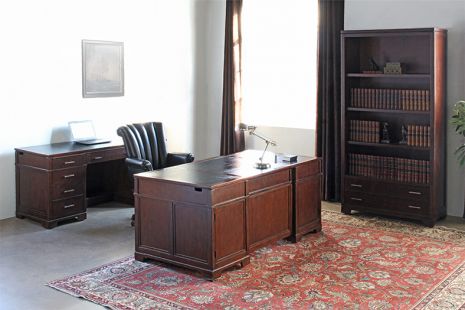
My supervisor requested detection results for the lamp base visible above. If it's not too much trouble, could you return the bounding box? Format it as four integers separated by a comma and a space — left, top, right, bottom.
254, 162, 271, 170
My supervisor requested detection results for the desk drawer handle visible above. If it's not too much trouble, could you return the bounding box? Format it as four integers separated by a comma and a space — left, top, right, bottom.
93, 156, 103, 160
63, 189, 75, 193
350, 184, 362, 188
64, 161, 76, 165
64, 174, 75, 179
408, 191, 422, 195
64, 204, 75, 209
408, 205, 421, 209
350, 197, 363, 201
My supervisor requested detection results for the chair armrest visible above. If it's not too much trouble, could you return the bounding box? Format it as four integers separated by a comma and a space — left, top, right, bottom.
125, 158, 153, 174
166, 152, 194, 167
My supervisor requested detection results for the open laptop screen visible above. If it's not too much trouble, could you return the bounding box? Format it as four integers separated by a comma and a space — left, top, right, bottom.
69, 120, 96, 142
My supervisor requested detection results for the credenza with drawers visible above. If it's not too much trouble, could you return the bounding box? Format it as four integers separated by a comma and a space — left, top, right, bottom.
15, 142, 131, 228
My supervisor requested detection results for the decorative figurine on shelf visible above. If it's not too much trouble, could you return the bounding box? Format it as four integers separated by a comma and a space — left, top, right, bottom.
399, 125, 408, 144
380, 122, 391, 144
362, 58, 382, 74
384, 62, 403, 74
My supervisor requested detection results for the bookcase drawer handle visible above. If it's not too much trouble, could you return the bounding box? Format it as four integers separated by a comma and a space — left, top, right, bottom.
408, 205, 421, 209
93, 156, 104, 160
64, 161, 76, 165
64, 174, 75, 179
350, 184, 362, 188
64, 204, 75, 209
350, 197, 363, 201
408, 191, 422, 195
63, 189, 75, 193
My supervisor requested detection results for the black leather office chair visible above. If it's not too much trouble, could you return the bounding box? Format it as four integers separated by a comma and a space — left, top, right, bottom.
117, 122, 194, 225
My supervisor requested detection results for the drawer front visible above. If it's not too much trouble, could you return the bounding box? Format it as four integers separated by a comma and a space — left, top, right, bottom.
247, 169, 290, 194
385, 183, 430, 202
87, 147, 126, 164
296, 159, 320, 179
52, 196, 85, 219
343, 191, 380, 209
384, 197, 430, 215
52, 167, 85, 199
344, 177, 374, 193
16, 151, 49, 169
137, 179, 211, 205
212, 181, 246, 205
52, 154, 85, 169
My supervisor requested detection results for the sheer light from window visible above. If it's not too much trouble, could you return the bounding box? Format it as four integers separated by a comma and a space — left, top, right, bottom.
242, 0, 318, 129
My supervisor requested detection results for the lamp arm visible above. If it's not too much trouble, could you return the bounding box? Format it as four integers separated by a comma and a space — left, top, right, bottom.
249, 131, 277, 146
259, 140, 271, 163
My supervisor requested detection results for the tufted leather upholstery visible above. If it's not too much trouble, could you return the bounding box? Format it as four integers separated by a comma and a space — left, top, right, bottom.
117, 122, 194, 183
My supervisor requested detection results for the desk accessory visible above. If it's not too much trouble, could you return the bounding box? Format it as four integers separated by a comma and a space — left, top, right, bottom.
239, 123, 277, 169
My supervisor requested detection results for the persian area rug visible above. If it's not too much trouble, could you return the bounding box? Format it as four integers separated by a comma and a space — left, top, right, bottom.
48, 210, 465, 309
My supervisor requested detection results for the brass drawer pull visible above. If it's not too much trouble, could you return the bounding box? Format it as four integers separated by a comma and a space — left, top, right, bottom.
63, 189, 75, 193
350, 184, 362, 188
350, 197, 363, 201
64, 204, 75, 209
94, 156, 103, 160
64, 174, 75, 179
64, 161, 76, 165
408, 205, 421, 209
408, 191, 422, 195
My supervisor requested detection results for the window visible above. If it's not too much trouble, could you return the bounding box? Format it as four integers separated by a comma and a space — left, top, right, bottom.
241, 0, 318, 130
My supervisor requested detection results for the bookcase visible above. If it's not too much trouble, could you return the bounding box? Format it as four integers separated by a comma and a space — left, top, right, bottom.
340, 28, 446, 227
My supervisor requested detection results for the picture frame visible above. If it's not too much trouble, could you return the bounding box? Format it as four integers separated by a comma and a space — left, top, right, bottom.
82, 40, 124, 98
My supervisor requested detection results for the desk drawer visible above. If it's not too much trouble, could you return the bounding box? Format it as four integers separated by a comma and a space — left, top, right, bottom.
87, 148, 126, 164
138, 179, 211, 205
52, 167, 85, 199
296, 159, 320, 179
52, 196, 85, 219
52, 154, 85, 169
247, 169, 290, 194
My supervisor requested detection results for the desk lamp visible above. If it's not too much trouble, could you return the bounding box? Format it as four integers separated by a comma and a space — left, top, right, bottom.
239, 123, 277, 169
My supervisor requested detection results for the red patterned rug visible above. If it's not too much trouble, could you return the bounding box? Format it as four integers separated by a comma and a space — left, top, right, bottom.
48, 210, 465, 309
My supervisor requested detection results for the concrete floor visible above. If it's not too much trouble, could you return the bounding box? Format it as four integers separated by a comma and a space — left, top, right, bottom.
0, 202, 464, 310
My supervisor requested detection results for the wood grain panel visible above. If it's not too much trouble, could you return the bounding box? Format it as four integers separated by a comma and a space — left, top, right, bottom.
247, 170, 290, 194
174, 203, 211, 264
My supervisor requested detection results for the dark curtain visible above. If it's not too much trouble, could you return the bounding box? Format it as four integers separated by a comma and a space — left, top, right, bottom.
316, 0, 344, 201
220, 0, 245, 155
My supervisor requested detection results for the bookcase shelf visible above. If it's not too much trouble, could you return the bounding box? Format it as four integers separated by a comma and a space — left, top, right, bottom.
341, 28, 446, 227
348, 141, 430, 151
346, 73, 430, 79
347, 107, 430, 115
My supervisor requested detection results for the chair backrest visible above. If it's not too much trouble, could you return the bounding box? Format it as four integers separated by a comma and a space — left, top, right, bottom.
117, 122, 168, 169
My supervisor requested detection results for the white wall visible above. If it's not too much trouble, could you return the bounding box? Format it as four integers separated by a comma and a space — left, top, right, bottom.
345, 0, 465, 217
0, 0, 197, 219
245, 127, 316, 157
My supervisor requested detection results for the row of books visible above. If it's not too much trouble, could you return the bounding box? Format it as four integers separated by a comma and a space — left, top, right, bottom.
407, 125, 431, 147
349, 120, 380, 143
348, 153, 430, 184
350, 88, 430, 111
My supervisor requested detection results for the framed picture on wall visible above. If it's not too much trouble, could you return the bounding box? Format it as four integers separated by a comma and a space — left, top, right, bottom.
82, 40, 124, 98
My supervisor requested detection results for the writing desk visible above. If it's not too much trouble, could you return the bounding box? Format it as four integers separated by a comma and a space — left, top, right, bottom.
134, 150, 321, 279
15, 141, 131, 228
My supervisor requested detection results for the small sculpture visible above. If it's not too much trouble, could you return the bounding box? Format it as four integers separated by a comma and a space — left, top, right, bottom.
380, 122, 391, 144
399, 125, 408, 144
369, 58, 380, 71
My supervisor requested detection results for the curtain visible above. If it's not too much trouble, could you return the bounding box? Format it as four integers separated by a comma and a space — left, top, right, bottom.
316, 0, 344, 201
220, 0, 245, 156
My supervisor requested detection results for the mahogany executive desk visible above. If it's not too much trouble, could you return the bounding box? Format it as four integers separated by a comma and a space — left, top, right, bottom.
134, 150, 321, 279
15, 141, 131, 228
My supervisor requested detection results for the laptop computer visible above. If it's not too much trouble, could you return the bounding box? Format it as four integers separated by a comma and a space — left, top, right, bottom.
68, 120, 111, 145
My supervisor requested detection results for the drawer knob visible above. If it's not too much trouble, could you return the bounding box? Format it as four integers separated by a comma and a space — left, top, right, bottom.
94, 156, 103, 160
408, 205, 421, 209
408, 191, 422, 195
64, 204, 75, 209
350, 197, 363, 201
64, 161, 76, 165
350, 184, 362, 188
64, 174, 75, 179
63, 189, 75, 193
